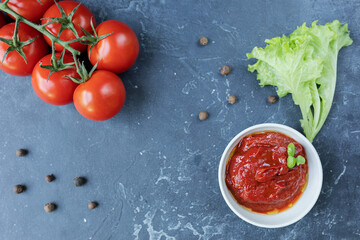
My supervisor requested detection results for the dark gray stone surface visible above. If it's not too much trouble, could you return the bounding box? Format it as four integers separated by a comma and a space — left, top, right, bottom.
0, 0, 359, 239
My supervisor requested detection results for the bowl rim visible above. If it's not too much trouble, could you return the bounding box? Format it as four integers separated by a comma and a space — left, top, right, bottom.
218, 123, 323, 228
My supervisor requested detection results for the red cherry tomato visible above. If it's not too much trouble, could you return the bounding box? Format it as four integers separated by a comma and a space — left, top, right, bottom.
88, 20, 139, 74
42, 1, 96, 52
32, 53, 79, 105
2, 0, 54, 23
0, 12, 6, 28
73, 70, 126, 121
0, 22, 48, 76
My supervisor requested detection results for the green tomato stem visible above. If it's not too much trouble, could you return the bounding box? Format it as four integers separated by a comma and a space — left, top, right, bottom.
12, 18, 20, 47
50, 42, 58, 69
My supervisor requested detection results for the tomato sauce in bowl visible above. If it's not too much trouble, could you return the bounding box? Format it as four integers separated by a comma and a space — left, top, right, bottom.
225, 131, 308, 214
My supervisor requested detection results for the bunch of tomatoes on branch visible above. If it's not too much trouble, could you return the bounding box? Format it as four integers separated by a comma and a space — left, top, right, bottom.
0, 0, 139, 121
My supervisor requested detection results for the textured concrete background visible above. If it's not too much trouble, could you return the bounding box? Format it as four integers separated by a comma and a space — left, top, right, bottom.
0, 0, 359, 239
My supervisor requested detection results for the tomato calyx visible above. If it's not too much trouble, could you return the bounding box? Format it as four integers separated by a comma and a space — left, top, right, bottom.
39, 44, 76, 80
78, 18, 112, 57
65, 54, 98, 84
0, 19, 38, 64
42, 1, 81, 38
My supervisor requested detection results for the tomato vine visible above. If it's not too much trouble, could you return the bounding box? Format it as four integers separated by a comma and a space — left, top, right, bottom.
0, 0, 107, 81
0, 0, 80, 55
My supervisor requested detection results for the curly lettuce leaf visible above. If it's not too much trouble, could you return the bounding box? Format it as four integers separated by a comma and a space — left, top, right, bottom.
247, 20, 352, 142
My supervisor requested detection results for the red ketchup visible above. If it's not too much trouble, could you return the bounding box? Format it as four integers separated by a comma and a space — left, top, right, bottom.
225, 131, 308, 214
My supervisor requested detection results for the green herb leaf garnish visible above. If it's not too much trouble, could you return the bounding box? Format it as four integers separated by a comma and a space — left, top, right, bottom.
287, 143, 295, 157
287, 156, 296, 169
286, 143, 306, 169
296, 155, 306, 166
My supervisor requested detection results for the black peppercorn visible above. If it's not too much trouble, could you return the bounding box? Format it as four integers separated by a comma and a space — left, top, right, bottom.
13, 184, 25, 194
199, 36, 208, 46
73, 177, 87, 187
88, 201, 98, 210
228, 95, 237, 104
267, 96, 278, 104
16, 149, 28, 157
44, 203, 56, 213
45, 174, 55, 183
220, 65, 231, 76
198, 111, 209, 121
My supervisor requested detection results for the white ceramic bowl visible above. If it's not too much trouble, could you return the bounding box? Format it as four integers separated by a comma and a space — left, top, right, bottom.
218, 123, 323, 228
